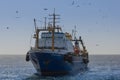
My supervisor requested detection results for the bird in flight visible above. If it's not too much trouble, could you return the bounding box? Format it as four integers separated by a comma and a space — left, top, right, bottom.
72, 1, 75, 5
77, 5, 80, 7
44, 8, 48, 11
6, 27, 9, 29
16, 11, 19, 13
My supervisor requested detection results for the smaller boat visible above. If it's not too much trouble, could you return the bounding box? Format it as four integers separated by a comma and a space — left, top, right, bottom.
26, 10, 89, 76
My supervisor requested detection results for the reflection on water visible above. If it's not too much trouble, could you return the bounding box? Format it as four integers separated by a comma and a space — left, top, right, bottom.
24, 73, 55, 80
0, 55, 120, 80
24, 70, 87, 80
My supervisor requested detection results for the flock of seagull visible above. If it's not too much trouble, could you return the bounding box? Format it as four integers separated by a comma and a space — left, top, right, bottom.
72, 1, 80, 7
1, 1, 92, 30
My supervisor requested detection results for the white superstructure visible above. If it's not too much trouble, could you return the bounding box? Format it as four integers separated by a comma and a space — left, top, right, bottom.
38, 32, 74, 53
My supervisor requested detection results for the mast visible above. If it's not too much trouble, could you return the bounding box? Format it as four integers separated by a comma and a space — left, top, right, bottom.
33, 9, 60, 50
34, 18, 39, 49
51, 9, 55, 51
52, 10, 55, 51
72, 25, 77, 40
49, 9, 60, 51
79, 36, 87, 53
44, 17, 47, 29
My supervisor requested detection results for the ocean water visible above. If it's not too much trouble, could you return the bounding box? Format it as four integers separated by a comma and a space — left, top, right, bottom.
0, 55, 120, 80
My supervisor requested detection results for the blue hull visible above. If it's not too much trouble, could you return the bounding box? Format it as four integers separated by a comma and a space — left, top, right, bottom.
29, 51, 87, 76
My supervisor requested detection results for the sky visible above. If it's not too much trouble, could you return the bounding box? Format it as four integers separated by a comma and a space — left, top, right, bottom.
0, 0, 120, 55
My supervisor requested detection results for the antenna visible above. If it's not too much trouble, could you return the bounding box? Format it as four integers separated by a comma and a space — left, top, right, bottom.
49, 9, 60, 29
53, 8, 56, 29
74, 25, 77, 40
44, 17, 47, 29
72, 29, 74, 39
34, 18, 37, 32
33, 18, 39, 49
43, 8, 48, 29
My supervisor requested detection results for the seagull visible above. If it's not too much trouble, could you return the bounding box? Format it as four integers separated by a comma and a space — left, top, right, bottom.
77, 5, 80, 7
44, 8, 48, 11
96, 44, 99, 46
72, 1, 75, 5
16, 11, 19, 13
6, 27, 9, 29
15, 11, 21, 18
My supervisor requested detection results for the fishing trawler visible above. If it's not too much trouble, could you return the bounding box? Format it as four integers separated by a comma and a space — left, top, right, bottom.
26, 11, 89, 76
